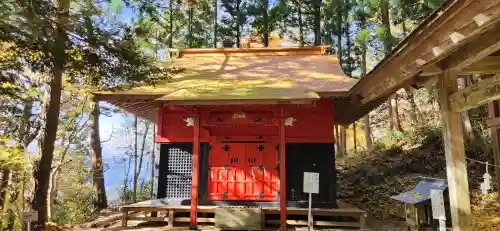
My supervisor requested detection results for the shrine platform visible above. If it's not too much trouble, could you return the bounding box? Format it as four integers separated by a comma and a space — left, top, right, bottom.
120, 199, 366, 230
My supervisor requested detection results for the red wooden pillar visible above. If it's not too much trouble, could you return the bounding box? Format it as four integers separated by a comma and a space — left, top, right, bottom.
190, 115, 200, 229
279, 108, 287, 229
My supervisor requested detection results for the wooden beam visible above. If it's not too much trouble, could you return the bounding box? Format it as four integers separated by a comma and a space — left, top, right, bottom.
449, 74, 500, 111
438, 71, 472, 231
420, 64, 443, 76
439, 20, 500, 72
359, 0, 500, 103
461, 56, 500, 74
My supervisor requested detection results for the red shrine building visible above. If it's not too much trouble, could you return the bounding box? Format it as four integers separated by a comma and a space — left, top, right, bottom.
94, 46, 359, 229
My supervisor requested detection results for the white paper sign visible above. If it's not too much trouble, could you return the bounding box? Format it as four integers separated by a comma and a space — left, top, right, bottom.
23, 211, 38, 222
303, 172, 319, 194
439, 220, 446, 231
430, 189, 446, 221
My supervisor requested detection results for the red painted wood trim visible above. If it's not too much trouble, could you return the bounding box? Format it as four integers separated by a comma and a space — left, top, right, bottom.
190, 117, 200, 227
155, 137, 333, 143
155, 137, 209, 143
279, 108, 287, 229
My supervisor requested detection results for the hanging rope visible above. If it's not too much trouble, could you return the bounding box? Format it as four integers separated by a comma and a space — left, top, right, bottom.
464, 157, 500, 168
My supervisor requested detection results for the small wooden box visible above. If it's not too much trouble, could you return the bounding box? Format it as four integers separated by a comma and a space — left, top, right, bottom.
215, 207, 262, 230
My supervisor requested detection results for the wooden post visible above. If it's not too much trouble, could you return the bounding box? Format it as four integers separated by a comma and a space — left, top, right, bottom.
438, 71, 472, 231
190, 115, 200, 229
121, 208, 128, 227
488, 101, 500, 201
279, 108, 287, 230
340, 126, 347, 162
168, 210, 175, 228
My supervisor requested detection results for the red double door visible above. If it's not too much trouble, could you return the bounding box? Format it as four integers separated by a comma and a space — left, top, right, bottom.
208, 142, 279, 201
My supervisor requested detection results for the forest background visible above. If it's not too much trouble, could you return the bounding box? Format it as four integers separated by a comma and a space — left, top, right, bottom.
2, 0, 497, 230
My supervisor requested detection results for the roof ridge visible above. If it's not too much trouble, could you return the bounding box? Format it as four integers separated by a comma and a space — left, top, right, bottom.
169, 46, 332, 58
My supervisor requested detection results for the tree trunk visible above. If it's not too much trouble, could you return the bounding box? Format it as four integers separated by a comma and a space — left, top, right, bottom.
122, 158, 131, 204
345, 23, 352, 76
132, 116, 138, 203
380, 0, 392, 53
90, 99, 107, 210
168, 0, 173, 48
389, 94, 403, 132
0, 168, 10, 211
462, 111, 475, 140
380, 0, 400, 133
236, 0, 241, 48
133, 121, 150, 201
335, 125, 340, 155
363, 115, 372, 149
353, 122, 357, 152
187, 5, 193, 48
213, 0, 217, 48
298, 4, 304, 47
359, 16, 372, 149
263, 0, 269, 47
32, 1, 69, 229
335, 0, 342, 63
6, 170, 22, 230
47, 169, 56, 222
404, 87, 422, 124
313, 0, 321, 45
457, 78, 475, 141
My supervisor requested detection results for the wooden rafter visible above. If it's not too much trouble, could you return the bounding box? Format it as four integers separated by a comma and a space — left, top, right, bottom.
438, 20, 500, 72
449, 74, 500, 111
359, 0, 500, 104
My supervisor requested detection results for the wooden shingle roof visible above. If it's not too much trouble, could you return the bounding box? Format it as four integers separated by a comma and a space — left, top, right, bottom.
94, 46, 356, 121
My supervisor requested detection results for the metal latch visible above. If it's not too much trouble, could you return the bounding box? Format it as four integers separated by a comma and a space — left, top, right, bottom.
257, 192, 263, 199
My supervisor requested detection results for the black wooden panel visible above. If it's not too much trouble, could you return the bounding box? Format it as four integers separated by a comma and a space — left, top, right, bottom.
157, 143, 209, 201
285, 143, 337, 208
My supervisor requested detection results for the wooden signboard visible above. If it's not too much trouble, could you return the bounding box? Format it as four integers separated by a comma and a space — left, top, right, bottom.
23, 211, 38, 222
303, 172, 319, 231
303, 172, 319, 194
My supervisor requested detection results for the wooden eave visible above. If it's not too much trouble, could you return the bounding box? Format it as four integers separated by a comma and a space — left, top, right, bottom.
339, 0, 500, 125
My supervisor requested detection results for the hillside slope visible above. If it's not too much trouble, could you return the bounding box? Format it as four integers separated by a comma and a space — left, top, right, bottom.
337, 129, 499, 230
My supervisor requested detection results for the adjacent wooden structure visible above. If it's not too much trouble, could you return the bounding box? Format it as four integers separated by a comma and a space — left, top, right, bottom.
344, 0, 500, 230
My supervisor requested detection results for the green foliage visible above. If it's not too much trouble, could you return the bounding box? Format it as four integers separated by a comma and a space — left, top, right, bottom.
52, 182, 95, 225
355, 28, 370, 45
0, 0, 176, 91
117, 180, 153, 205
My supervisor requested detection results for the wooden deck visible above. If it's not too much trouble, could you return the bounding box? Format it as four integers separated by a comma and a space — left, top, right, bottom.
120, 199, 366, 230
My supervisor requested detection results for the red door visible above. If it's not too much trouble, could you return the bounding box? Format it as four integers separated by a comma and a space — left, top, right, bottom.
208, 143, 244, 200
208, 142, 279, 201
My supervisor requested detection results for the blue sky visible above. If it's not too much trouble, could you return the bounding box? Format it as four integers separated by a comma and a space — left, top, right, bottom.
99, 110, 154, 201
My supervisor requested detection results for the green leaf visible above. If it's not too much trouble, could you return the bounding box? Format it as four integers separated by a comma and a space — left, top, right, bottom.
109, 0, 124, 14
